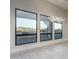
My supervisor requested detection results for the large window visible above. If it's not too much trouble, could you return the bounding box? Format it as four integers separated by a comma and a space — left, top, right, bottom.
15, 9, 37, 45
54, 22, 62, 39
40, 15, 52, 41
15, 8, 63, 46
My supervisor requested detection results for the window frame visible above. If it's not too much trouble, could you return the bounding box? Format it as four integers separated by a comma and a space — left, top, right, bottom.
40, 14, 53, 42
15, 8, 64, 46
15, 8, 37, 46
54, 21, 63, 39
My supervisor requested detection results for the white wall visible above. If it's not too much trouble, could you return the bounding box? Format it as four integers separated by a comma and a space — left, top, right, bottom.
10, 0, 68, 54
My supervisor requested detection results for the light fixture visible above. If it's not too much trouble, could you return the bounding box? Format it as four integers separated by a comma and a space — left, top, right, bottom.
50, 16, 65, 22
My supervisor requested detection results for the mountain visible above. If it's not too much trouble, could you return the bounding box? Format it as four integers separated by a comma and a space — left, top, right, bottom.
16, 26, 36, 33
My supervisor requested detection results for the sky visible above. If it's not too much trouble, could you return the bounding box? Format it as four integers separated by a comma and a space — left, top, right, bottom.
16, 17, 47, 29
16, 17, 61, 29
54, 23, 62, 29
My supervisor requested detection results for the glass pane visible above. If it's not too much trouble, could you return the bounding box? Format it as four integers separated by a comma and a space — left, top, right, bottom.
54, 22, 62, 39
40, 15, 52, 41
16, 9, 37, 45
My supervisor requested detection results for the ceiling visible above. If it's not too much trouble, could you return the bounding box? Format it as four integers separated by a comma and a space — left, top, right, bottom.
45, 0, 68, 10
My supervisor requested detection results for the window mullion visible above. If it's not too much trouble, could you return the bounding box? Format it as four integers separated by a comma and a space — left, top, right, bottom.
37, 13, 40, 45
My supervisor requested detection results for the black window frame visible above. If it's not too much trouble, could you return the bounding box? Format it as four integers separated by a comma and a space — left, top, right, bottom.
54, 21, 63, 39
15, 8, 37, 46
40, 14, 52, 42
